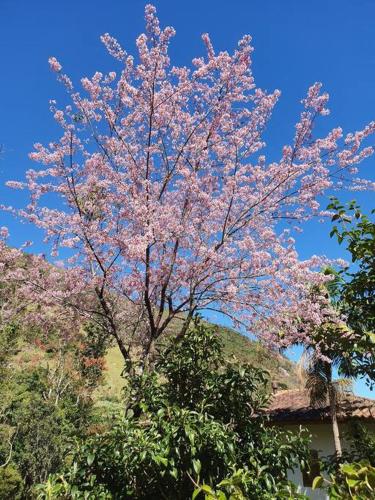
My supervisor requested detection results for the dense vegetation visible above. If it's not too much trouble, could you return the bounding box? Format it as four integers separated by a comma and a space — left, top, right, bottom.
0, 321, 104, 498
0, 4, 374, 498
36, 319, 310, 499
0, 315, 304, 499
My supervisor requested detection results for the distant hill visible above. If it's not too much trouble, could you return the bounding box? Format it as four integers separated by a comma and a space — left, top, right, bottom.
99, 322, 300, 402
214, 324, 300, 389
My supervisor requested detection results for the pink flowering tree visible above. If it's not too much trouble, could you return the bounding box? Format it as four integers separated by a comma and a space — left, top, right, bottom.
0, 228, 84, 346
5, 5, 375, 367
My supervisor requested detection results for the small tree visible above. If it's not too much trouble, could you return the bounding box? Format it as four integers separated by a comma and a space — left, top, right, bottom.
328, 198, 375, 340
5, 5, 375, 367
298, 289, 375, 459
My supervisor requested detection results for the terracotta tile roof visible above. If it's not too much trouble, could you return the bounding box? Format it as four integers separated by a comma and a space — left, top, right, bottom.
265, 389, 375, 423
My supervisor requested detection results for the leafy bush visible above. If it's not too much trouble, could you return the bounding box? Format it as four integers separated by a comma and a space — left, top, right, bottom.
192, 469, 304, 500
345, 422, 375, 465
9, 375, 87, 481
0, 307, 108, 496
313, 461, 375, 499
0, 464, 24, 499
322, 421, 375, 478
76, 322, 111, 388
328, 199, 375, 385
0, 366, 94, 494
38, 319, 310, 499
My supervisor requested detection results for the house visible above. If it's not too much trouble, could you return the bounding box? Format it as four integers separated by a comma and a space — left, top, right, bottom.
266, 389, 375, 499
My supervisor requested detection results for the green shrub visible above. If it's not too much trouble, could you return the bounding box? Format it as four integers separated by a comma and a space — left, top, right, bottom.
0, 464, 23, 500
37, 319, 310, 499
313, 461, 375, 499
0, 364, 94, 497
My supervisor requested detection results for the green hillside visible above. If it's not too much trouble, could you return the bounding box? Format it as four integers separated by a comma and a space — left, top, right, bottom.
97, 323, 299, 402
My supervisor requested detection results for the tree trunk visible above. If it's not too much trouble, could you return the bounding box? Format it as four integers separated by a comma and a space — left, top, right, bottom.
328, 384, 342, 458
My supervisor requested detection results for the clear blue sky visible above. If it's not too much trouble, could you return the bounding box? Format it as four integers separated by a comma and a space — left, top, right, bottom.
0, 0, 374, 396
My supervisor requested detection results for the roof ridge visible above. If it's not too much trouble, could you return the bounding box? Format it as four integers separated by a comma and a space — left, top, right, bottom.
267, 388, 375, 423
274, 388, 375, 403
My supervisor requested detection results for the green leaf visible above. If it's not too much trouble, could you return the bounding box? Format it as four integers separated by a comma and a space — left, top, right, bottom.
346, 478, 361, 488
170, 468, 178, 479
341, 463, 357, 476
312, 476, 324, 490
193, 458, 202, 476
157, 456, 168, 467
192, 487, 202, 500
86, 453, 95, 466
216, 492, 227, 500
201, 484, 215, 495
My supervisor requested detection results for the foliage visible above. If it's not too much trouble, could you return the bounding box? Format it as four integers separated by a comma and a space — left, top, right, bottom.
296, 201, 375, 445
298, 341, 345, 457
320, 199, 375, 387
76, 322, 111, 388
313, 461, 375, 499
345, 422, 375, 465
100, 324, 298, 401
37, 320, 310, 499
0, 363, 94, 495
297, 266, 375, 457
0, 251, 108, 490
0, 464, 23, 500
306, 305, 375, 385
0, 323, 19, 378
323, 422, 375, 473
328, 198, 374, 336
0, 318, 103, 496
192, 468, 305, 500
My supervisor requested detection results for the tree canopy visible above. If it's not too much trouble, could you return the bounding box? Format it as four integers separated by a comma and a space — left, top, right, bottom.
3, 4, 375, 367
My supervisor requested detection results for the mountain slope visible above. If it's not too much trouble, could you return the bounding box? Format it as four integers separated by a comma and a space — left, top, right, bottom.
99, 323, 300, 401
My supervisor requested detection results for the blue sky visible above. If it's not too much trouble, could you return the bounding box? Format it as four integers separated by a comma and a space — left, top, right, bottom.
0, 0, 374, 396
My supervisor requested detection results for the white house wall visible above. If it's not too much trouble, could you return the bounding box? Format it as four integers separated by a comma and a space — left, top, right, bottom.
284, 422, 375, 500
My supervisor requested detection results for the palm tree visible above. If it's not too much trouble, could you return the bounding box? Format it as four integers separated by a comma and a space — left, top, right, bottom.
299, 350, 352, 458
296, 267, 375, 459
296, 274, 357, 458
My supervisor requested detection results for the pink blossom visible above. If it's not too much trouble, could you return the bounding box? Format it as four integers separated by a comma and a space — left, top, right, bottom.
0, 226, 9, 239
5, 4, 375, 363
48, 57, 62, 72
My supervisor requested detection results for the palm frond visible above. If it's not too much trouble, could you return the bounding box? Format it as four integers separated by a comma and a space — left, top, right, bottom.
300, 350, 331, 407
